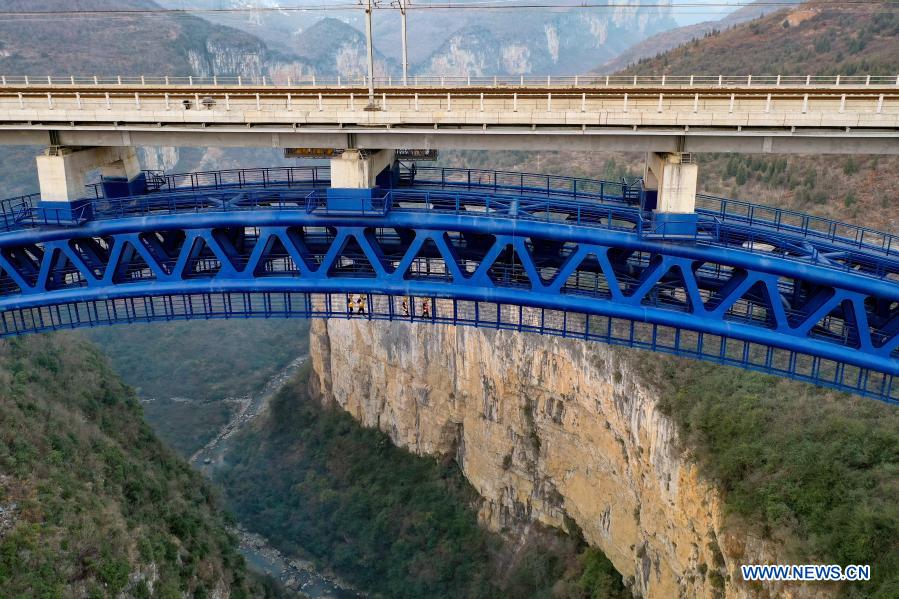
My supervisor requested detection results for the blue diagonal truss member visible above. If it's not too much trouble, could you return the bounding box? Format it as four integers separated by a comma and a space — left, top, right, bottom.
1, 165, 898, 404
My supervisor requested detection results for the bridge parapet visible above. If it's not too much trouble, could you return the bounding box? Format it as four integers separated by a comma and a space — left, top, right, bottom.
3, 74, 899, 89
2, 77, 898, 154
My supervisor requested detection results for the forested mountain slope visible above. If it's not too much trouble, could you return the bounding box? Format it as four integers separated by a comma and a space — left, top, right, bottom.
599, 0, 802, 73
624, 1, 898, 75
0, 334, 287, 597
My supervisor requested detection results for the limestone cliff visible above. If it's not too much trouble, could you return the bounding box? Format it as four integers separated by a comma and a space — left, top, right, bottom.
187, 38, 313, 83
308, 319, 823, 599
414, 8, 676, 77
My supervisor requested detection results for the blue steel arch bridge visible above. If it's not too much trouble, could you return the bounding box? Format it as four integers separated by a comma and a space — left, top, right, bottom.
1, 163, 898, 404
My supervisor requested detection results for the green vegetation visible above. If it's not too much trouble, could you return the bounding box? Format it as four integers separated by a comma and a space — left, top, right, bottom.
141, 397, 237, 457
0, 333, 287, 598
632, 353, 899, 597
87, 319, 309, 457
628, 6, 899, 77
706, 151, 878, 213
577, 549, 630, 599
87, 320, 309, 400
216, 363, 628, 599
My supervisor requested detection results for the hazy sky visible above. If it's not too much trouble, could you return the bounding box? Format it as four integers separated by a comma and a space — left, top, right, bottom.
161, 0, 742, 28
669, 0, 742, 26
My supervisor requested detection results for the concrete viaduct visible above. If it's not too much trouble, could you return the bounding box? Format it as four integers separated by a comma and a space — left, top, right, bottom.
1, 74, 897, 224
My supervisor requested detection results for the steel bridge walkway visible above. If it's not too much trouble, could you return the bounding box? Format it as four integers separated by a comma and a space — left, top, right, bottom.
2, 165, 898, 404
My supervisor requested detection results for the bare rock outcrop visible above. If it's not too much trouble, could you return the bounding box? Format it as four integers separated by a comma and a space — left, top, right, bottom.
309, 319, 824, 598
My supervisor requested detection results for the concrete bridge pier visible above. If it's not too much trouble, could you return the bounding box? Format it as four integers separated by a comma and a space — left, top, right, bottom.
642, 152, 699, 236
36, 146, 145, 201
327, 149, 396, 212
329, 149, 396, 189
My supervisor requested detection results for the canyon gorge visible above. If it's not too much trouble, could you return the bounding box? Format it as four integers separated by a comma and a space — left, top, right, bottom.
309, 319, 825, 598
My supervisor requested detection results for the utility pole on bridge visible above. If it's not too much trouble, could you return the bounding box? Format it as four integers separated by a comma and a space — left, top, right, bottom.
398, 0, 409, 85
363, 0, 376, 107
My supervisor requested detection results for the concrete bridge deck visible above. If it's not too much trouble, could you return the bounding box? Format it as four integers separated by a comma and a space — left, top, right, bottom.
1, 80, 897, 153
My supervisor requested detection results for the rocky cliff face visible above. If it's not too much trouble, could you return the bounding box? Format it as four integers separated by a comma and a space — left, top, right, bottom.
309, 319, 822, 599
416, 8, 676, 76
289, 18, 394, 80
187, 37, 314, 83
162, 1, 675, 78
138, 147, 180, 173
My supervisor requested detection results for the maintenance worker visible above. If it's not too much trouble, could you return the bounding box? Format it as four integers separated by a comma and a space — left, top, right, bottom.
422, 298, 431, 318
402, 297, 410, 317
356, 294, 367, 316
347, 294, 355, 315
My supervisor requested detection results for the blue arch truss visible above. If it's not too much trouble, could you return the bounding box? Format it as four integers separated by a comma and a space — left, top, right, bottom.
1, 165, 898, 404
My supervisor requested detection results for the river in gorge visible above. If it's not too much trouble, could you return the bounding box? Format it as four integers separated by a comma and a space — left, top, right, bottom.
186, 356, 362, 599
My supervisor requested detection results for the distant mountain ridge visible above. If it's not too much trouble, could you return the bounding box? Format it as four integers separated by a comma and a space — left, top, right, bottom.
0, 0, 312, 79
599, 0, 803, 72
615, 0, 899, 75
292, 17, 396, 80
157, 0, 679, 76
414, 9, 676, 77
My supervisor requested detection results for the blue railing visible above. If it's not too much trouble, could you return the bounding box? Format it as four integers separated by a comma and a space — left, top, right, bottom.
695, 193, 899, 258
84, 165, 331, 199
410, 166, 899, 259
7, 182, 894, 284
305, 191, 392, 216
405, 167, 899, 260
144, 165, 330, 193
2, 290, 894, 403
31, 186, 644, 233
4, 164, 899, 277
0, 193, 39, 231
13, 164, 897, 262
93, 187, 319, 219
387, 188, 644, 231
411, 166, 630, 202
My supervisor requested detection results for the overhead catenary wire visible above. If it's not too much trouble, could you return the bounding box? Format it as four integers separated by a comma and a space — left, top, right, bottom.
1, 2, 897, 26
0, 1, 896, 19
